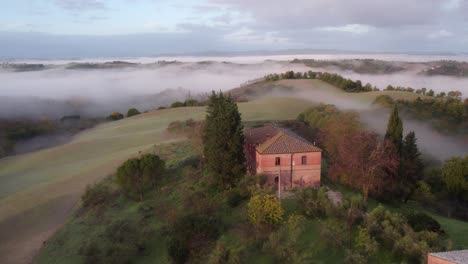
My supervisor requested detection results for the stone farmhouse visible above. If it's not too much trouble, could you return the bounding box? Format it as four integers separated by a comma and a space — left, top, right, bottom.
244, 125, 322, 189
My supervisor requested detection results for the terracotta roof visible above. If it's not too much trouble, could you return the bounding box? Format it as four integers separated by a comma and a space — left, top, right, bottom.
429, 250, 468, 264
244, 125, 321, 154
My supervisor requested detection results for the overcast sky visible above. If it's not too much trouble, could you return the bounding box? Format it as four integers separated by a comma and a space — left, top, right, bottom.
1, 0, 467, 58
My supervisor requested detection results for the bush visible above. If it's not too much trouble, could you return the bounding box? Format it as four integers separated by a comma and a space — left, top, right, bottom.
406, 212, 442, 233
298, 187, 331, 218
107, 112, 124, 121
171, 101, 185, 108
116, 155, 165, 201
81, 182, 111, 209
264, 214, 307, 262
79, 220, 146, 264
167, 214, 222, 263
248, 194, 284, 229
127, 108, 141, 117
412, 181, 435, 205
208, 242, 230, 264
80, 241, 101, 264
227, 189, 243, 208
168, 238, 189, 264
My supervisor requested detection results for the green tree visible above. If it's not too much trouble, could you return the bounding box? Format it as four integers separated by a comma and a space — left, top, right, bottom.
116, 158, 146, 201
441, 156, 468, 200
203, 91, 246, 189
265, 214, 308, 262
400, 131, 424, 202
346, 226, 378, 263
140, 154, 165, 189
107, 112, 124, 121
248, 194, 284, 229
385, 105, 403, 154
127, 108, 141, 117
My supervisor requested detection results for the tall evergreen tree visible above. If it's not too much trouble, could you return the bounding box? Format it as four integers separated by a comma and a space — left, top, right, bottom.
400, 131, 424, 202
203, 91, 246, 189
385, 105, 403, 153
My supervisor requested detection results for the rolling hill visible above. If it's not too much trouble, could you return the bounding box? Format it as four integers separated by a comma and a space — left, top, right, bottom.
0, 79, 438, 263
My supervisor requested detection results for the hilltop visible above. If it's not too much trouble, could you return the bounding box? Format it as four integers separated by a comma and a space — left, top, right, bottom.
0, 78, 462, 263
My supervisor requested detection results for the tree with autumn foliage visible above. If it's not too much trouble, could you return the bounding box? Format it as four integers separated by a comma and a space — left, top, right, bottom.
329, 131, 399, 201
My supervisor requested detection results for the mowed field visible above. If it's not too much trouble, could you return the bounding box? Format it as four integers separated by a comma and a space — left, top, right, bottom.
0, 79, 425, 263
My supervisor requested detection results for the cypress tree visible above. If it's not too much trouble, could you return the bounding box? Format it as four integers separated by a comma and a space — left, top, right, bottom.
385, 105, 403, 153
400, 131, 424, 202
203, 91, 246, 189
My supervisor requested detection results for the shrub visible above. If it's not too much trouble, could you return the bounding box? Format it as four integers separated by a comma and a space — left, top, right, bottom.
406, 212, 442, 233
116, 158, 146, 201
81, 182, 111, 209
412, 181, 435, 205
227, 189, 243, 208
167, 214, 222, 263
264, 214, 307, 262
347, 226, 378, 263
298, 187, 331, 218
80, 241, 101, 264
107, 112, 124, 121
208, 242, 230, 264
248, 194, 284, 229
116, 155, 165, 201
127, 108, 141, 117
171, 101, 185, 108
168, 238, 189, 264
256, 174, 267, 187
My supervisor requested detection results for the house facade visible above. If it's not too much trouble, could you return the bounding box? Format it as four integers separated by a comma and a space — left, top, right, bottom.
244, 125, 322, 189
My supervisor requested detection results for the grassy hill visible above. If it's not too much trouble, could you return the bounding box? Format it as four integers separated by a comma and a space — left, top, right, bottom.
0, 79, 432, 263
231, 79, 426, 104
34, 141, 348, 264
35, 141, 468, 264
0, 96, 314, 264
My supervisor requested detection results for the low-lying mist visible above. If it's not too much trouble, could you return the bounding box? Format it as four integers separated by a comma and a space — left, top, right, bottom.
265, 86, 467, 161
0, 61, 310, 118
1, 56, 467, 160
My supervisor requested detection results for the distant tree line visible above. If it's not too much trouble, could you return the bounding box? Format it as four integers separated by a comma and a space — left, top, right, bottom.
264, 71, 378, 92
264, 70, 465, 99
374, 94, 468, 134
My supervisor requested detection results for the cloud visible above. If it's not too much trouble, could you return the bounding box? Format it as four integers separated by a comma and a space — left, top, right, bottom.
210, 0, 448, 29
223, 27, 290, 45
442, 0, 462, 11
53, 0, 107, 11
143, 21, 164, 30
428, 29, 453, 39
318, 24, 374, 34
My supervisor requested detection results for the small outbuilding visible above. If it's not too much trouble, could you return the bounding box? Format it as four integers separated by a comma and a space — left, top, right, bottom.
428, 250, 468, 264
244, 125, 322, 189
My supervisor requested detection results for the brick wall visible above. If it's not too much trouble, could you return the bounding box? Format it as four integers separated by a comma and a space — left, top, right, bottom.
256, 152, 321, 188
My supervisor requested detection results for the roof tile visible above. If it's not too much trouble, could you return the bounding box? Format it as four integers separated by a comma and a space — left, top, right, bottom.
244, 125, 321, 154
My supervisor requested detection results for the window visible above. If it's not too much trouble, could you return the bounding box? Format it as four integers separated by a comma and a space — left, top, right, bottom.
275, 157, 281, 166
301, 156, 307, 165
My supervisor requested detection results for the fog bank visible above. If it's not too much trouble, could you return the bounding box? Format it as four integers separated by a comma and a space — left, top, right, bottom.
0, 61, 310, 118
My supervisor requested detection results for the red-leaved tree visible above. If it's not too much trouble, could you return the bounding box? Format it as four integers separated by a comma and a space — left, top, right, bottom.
329, 131, 399, 201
